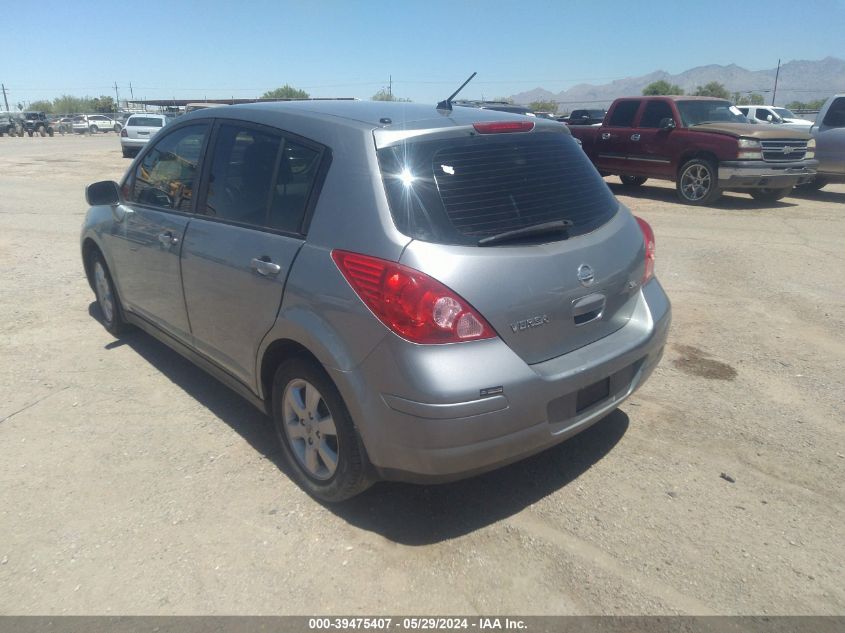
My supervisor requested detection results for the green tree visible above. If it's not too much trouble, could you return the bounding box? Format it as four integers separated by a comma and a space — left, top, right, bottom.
529, 100, 558, 113
52, 94, 94, 114
786, 98, 826, 111
28, 100, 54, 113
734, 92, 765, 105
693, 82, 730, 99
371, 88, 410, 102
261, 84, 310, 99
91, 95, 116, 113
642, 80, 684, 96
492, 96, 514, 104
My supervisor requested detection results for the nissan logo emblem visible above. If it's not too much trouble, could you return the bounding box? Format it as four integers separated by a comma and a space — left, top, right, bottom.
577, 264, 595, 287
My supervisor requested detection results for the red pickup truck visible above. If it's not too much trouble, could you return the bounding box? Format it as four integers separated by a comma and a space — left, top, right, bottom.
569, 96, 818, 204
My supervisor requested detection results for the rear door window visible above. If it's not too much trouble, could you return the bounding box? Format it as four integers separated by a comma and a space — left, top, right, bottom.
608, 100, 641, 127
377, 132, 617, 245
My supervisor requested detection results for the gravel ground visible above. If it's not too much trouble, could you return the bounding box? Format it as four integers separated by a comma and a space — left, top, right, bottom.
0, 134, 843, 615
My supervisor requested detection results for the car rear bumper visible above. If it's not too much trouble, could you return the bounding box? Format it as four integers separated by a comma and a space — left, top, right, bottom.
330, 277, 671, 483
719, 160, 818, 189
120, 138, 149, 149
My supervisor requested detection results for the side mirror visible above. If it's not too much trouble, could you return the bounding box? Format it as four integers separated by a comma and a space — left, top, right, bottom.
86, 180, 120, 206
659, 117, 676, 130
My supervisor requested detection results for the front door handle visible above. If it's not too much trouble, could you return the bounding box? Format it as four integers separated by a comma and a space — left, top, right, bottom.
630, 133, 641, 141
157, 231, 179, 246
601, 132, 612, 140
251, 257, 282, 277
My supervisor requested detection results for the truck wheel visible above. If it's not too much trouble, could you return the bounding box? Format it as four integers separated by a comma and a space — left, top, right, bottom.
750, 187, 792, 202
799, 177, 827, 191
38, 126, 46, 137
27, 131, 33, 137
677, 158, 721, 205
47, 127, 54, 137
620, 175, 648, 187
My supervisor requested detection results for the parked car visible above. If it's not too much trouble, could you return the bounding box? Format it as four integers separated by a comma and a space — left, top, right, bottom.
565, 109, 607, 126
22, 112, 54, 136
0, 112, 23, 137
736, 105, 814, 132
453, 100, 536, 116
119, 113, 170, 157
82, 101, 670, 501
803, 94, 845, 190
73, 114, 121, 134
569, 96, 817, 204
53, 116, 76, 134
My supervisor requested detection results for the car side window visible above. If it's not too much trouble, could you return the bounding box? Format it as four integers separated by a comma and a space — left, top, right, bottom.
268, 138, 322, 233
204, 123, 282, 227
822, 97, 845, 127
131, 123, 209, 212
608, 101, 640, 127
639, 101, 675, 128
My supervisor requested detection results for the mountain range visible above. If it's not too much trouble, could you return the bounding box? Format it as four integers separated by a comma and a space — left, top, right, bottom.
510, 57, 845, 111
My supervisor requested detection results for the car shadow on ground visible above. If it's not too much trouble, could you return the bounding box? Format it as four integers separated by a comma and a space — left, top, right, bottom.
329, 410, 628, 545
788, 187, 845, 204
91, 302, 628, 545
606, 182, 800, 210
90, 303, 279, 462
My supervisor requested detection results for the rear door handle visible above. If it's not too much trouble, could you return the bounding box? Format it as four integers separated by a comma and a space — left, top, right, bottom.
157, 231, 179, 246
251, 257, 281, 277
630, 133, 641, 141
601, 132, 612, 140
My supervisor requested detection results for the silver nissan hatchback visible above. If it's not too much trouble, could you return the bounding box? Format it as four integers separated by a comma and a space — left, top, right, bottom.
82, 101, 671, 501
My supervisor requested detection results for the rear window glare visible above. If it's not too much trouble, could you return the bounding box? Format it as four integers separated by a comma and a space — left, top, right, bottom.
128, 117, 164, 127
377, 133, 617, 245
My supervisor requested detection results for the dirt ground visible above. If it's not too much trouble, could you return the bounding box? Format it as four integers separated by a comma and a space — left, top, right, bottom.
0, 134, 843, 615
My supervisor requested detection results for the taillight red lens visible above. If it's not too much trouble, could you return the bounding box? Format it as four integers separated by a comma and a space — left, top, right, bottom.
472, 121, 535, 134
332, 250, 497, 344
120, 128, 127, 137
634, 216, 655, 283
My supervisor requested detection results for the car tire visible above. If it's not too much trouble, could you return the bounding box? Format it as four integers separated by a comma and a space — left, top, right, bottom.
677, 158, 721, 205
799, 177, 827, 191
113, 124, 121, 133
38, 126, 46, 137
620, 175, 648, 187
47, 128, 54, 137
90, 251, 128, 336
749, 187, 792, 202
89, 125, 99, 134
121, 146, 133, 158
271, 357, 372, 502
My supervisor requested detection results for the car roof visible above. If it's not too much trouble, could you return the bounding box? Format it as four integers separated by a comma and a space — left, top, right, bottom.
178, 100, 556, 133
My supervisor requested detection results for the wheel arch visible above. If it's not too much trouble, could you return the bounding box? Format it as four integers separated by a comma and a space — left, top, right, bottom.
677, 150, 719, 176
259, 338, 326, 410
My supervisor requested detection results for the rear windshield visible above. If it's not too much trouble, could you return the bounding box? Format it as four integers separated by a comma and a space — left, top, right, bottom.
128, 116, 164, 127
377, 132, 617, 245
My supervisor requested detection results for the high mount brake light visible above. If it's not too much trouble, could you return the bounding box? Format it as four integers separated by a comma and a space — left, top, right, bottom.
634, 216, 656, 284
472, 121, 535, 134
332, 250, 497, 344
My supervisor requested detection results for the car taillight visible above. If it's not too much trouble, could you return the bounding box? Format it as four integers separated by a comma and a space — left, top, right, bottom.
120, 128, 128, 137
472, 121, 535, 134
634, 216, 655, 284
332, 250, 497, 344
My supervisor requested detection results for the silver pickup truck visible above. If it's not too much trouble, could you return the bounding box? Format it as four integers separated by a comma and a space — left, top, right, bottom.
807, 94, 845, 190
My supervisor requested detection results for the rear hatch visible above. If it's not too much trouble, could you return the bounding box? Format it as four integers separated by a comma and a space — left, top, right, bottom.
126, 116, 165, 140
375, 124, 645, 365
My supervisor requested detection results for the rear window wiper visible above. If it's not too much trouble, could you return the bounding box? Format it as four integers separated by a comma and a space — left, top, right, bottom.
477, 219, 574, 247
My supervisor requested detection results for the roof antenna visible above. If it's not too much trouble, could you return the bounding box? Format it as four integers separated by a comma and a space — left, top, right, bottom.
437, 72, 477, 111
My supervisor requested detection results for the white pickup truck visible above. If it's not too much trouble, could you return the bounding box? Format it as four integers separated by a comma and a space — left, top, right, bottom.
737, 106, 814, 132
805, 95, 845, 190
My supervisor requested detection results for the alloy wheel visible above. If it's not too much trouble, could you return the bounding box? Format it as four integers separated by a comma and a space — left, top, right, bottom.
282, 379, 339, 480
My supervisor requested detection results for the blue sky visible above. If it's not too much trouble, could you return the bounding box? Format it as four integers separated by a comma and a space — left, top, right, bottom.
3, 0, 844, 108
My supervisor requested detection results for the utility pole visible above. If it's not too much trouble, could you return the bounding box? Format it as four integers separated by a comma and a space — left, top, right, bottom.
771, 59, 781, 106
129, 82, 134, 100
1, 83, 9, 112
114, 81, 120, 111
388, 75, 392, 98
